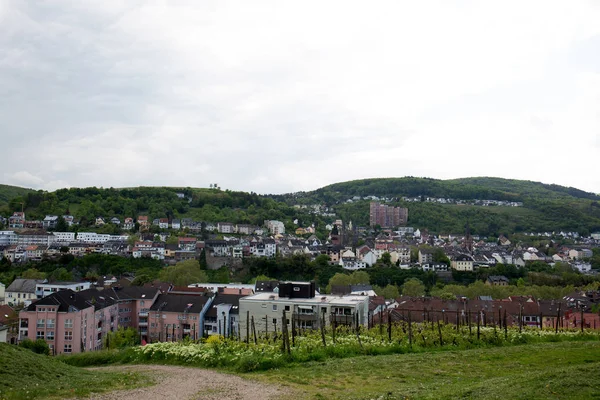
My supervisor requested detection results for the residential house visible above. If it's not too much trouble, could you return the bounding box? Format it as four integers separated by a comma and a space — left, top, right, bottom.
8, 212, 25, 229
217, 222, 234, 234
0, 231, 18, 246
110, 217, 121, 226
110, 286, 161, 342
265, 220, 285, 235
236, 224, 255, 235
95, 217, 105, 226
137, 216, 150, 230
158, 218, 169, 229
486, 275, 510, 286
418, 249, 434, 265
25, 245, 44, 261
42, 216, 59, 230
35, 281, 92, 299
122, 218, 135, 230
171, 219, 181, 230
178, 237, 197, 251
53, 232, 76, 242
204, 293, 245, 337
5, 279, 44, 306
205, 240, 231, 257
148, 293, 213, 342
17, 231, 56, 246
451, 254, 474, 271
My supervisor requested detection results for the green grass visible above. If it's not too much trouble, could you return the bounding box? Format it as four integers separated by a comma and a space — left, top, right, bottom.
250, 341, 600, 400
0, 343, 152, 400
0, 184, 35, 207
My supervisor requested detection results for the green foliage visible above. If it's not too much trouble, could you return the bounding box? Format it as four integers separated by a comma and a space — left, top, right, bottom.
381, 284, 399, 299
158, 260, 208, 286
401, 278, 425, 297
105, 327, 141, 350
18, 339, 50, 355
21, 268, 45, 279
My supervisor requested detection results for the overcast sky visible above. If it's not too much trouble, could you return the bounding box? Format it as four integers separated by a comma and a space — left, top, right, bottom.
1, 1, 599, 195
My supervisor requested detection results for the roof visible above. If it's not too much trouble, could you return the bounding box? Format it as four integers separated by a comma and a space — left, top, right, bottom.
205, 293, 244, 317
110, 286, 161, 301
24, 288, 118, 312
149, 293, 211, 314
6, 279, 44, 293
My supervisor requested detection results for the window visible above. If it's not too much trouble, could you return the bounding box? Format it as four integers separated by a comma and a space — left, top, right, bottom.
293, 287, 300, 292
272, 318, 277, 324
47, 319, 55, 328
285, 305, 290, 311
46, 331, 54, 340
272, 305, 278, 311
36, 331, 44, 339
65, 319, 73, 328
261, 304, 267, 308
36, 319, 45, 328
65, 331, 73, 341
63, 344, 72, 353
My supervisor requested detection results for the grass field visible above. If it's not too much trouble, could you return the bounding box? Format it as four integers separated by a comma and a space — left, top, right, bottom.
251, 341, 600, 400
0, 343, 152, 400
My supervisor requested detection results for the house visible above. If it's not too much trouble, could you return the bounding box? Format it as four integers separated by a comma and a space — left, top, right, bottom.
148, 293, 213, 342
217, 222, 235, 234
339, 258, 367, 270
205, 240, 231, 257
137, 216, 149, 230
25, 245, 44, 261
0, 304, 18, 343
35, 280, 92, 299
486, 275, 509, 286
451, 254, 474, 271
5, 279, 44, 306
8, 212, 25, 229
568, 249, 593, 260
95, 217, 105, 226
239, 281, 369, 338
42, 215, 59, 230
362, 251, 378, 266
18, 288, 119, 354
421, 262, 449, 272
204, 293, 245, 336
236, 224, 255, 235
418, 249, 434, 265
62, 215, 75, 227
110, 217, 121, 226
265, 220, 285, 235
0, 231, 18, 246
122, 217, 135, 230
159, 218, 169, 229
171, 219, 181, 230
110, 286, 161, 342
178, 237, 197, 251
17, 231, 56, 246
53, 232, 76, 242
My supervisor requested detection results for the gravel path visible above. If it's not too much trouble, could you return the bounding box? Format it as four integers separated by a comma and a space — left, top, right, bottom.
83, 365, 292, 400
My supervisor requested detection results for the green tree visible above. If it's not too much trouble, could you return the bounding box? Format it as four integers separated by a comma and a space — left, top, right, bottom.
55, 216, 69, 232
381, 252, 392, 266
158, 260, 208, 286
350, 270, 370, 285
21, 268, 45, 279
381, 284, 399, 299
104, 327, 141, 349
401, 278, 425, 297
19, 339, 50, 355
47, 267, 72, 282
326, 272, 352, 292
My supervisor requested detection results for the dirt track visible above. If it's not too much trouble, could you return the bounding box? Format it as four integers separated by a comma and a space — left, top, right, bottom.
84, 365, 292, 400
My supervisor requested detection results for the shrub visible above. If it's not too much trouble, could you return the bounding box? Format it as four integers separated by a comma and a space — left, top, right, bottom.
19, 339, 50, 355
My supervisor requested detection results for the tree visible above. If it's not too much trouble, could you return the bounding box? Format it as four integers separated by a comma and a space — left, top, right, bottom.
158, 260, 208, 286
381, 284, 399, 299
350, 270, 370, 285
326, 272, 352, 292
104, 327, 141, 349
381, 252, 392, 266
47, 267, 72, 282
248, 274, 276, 284
55, 216, 68, 232
401, 278, 425, 297
21, 268, 45, 279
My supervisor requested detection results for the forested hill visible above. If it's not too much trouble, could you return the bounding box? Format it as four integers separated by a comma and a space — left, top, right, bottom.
272, 177, 600, 205
1, 177, 600, 236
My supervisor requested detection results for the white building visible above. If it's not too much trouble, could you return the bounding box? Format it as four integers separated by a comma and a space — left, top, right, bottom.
0, 231, 18, 246
239, 282, 369, 338
53, 232, 76, 242
35, 281, 92, 299
266, 220, 285, 235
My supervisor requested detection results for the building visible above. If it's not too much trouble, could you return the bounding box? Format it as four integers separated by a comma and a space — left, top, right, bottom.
18, 289, 119, 354
265, 220, 285, 235
8, 212, 25, 229
418, 249, 434, 265
42, 215, 59, 230
217, 222, 235, 234
0, 231, 18, 246
148, 293, 212, 342
369, 202, 408, 228
239, 281, 369, 338
53, 232, 76, 242
5, 279, 44, 306
451, 254, 474, 271
486, 275, 510, 286
204, 293, 245, 337
35, 281, 92, 299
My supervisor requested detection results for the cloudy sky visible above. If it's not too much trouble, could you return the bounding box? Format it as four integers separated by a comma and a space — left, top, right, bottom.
1, 1, 599, 194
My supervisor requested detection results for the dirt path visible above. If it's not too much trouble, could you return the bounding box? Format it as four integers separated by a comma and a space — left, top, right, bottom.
83, 365, 292, 400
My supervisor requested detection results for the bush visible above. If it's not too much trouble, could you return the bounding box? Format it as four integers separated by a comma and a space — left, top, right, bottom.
19, 339, 50, 355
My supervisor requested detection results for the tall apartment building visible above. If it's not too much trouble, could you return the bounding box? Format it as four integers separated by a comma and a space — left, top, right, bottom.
369, 202, 408, 227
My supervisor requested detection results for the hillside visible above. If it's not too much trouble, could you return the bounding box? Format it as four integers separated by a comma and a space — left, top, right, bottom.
0, 343, 148, 399
0, 184, 35, 207
1, 177, 600, 236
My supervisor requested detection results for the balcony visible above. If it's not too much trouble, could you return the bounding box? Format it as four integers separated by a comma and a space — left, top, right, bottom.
138, 322, 148, 327
138, 312, 149, 317
294, 313, 318, 322
330, 315, 355, 325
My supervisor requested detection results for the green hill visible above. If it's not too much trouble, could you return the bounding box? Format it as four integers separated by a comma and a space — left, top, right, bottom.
0, 184, 35, 207
0, 343, 148, 399
1, 177, 600, 236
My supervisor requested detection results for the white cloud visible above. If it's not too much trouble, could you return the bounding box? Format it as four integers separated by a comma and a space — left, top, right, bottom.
0, 0, 599, 194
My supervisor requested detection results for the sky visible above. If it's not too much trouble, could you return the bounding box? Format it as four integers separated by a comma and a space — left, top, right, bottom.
1, 1, 599, 195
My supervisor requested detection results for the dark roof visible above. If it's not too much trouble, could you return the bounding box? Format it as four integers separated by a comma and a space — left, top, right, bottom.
110, 286, 161, 301
149, 293, 210, 314
205, 293, 244, 317
25, 288, 118, 312
255, 280, 279, 292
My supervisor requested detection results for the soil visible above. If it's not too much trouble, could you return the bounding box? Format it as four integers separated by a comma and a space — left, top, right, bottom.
83, 365, 293, 400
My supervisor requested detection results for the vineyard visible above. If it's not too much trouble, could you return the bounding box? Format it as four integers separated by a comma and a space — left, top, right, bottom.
58, 321, 600, 373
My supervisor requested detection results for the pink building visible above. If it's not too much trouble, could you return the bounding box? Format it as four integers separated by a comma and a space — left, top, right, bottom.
148, 293, 212, 342
111, 286, 161, 343
19, 289, 118, 354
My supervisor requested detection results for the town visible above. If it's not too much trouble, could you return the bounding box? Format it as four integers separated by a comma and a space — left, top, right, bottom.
1, 200, 599, 354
